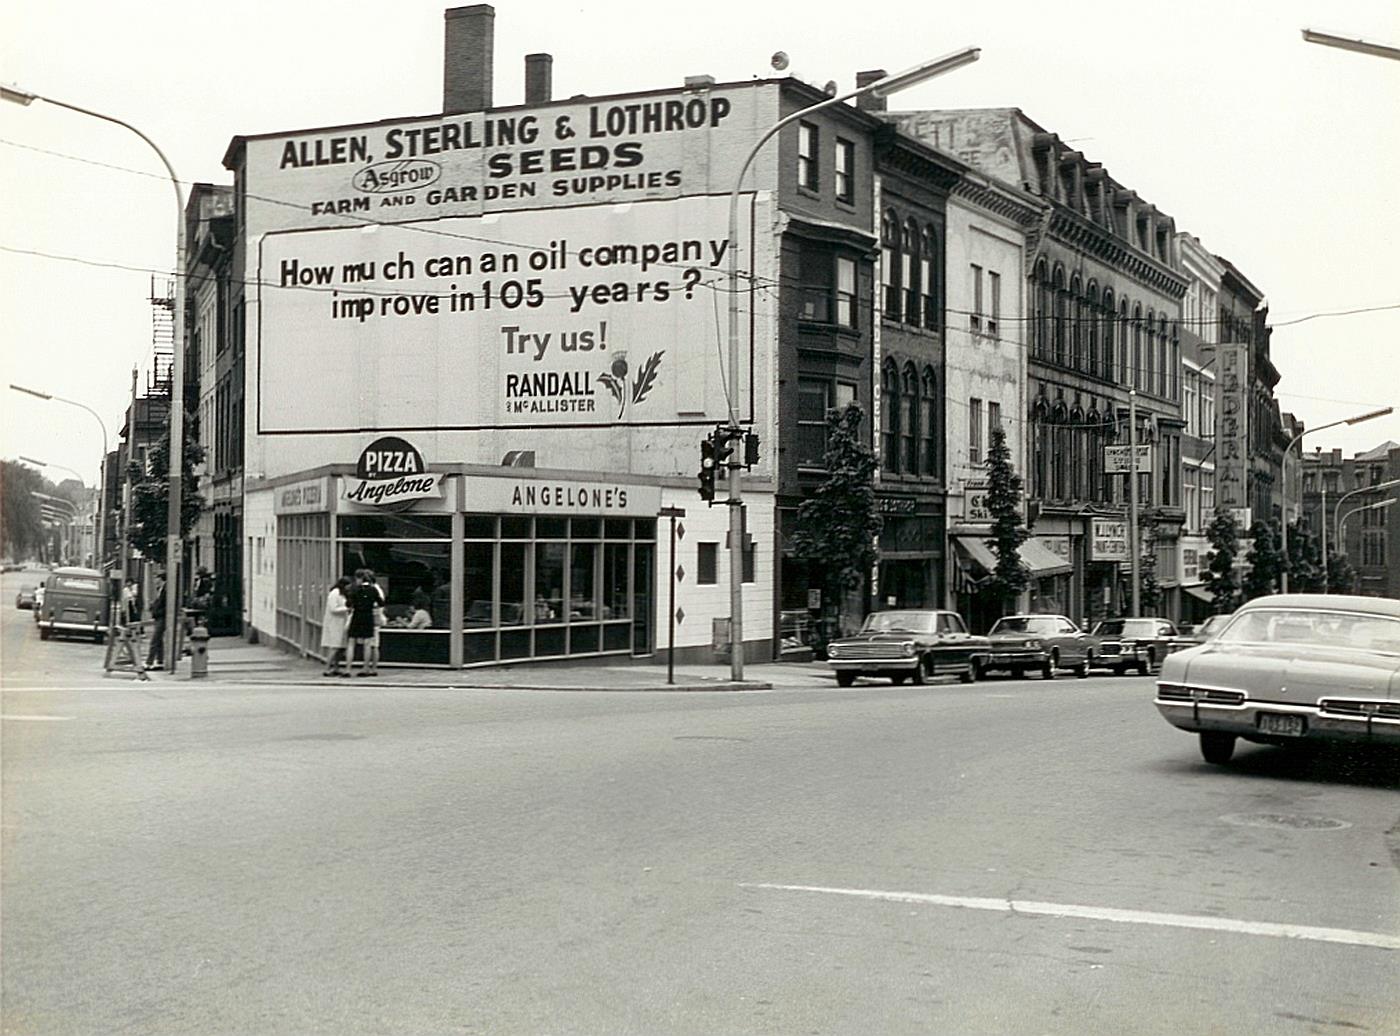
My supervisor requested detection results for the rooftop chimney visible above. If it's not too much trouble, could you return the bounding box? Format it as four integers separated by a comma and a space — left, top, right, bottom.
856, 70, 887, 112
524, 52, 553, 104
443, 5, 494, 114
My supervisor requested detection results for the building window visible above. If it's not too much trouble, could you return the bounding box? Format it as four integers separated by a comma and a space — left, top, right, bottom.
797, 122, 818, 190
921, 226, 937, 330
697, 542, 718, 585
742, 540, 756, 583
799, 247, 857, 328
1052, 267, 1068, 365
836, 256, 857, 328
882, 359, 900, 472
902, 363, 919, 473
835, 138, 854, 204
797, 379, 855, 466
881, 210, 900, 322
921, 367, 939, 476
969, 397, 983, 466
902, 220, 918, 325
988, 271, 1001, 339
988, 400, 1002, 438
970, 264, 983, 333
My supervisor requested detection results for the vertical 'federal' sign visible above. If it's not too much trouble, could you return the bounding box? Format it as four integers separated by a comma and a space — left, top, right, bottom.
1215, 344, 1249, 511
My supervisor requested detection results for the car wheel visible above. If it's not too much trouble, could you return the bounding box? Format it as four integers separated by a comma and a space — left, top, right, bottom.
1137, 650, 1155, 676
971, 658, 985, 682
39, 626, 50, 641
910, 656, 930, 685
1114, 664, 1127, 677
835, 671, 856, 688
1010, 666, 1024, 679
1199, 732, 1236, 764
1075, 654, 1091, 679
1041, 651, 1057, 679
959, 663, 976, 684
890, 673, 909, 685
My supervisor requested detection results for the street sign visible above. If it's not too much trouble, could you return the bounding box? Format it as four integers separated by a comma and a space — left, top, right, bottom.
1089, 518, 1129, 562
1104, 444, 1153, 474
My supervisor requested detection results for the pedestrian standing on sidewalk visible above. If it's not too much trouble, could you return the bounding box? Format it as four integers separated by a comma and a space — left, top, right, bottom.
346, 569, 383, 677
321, 576, 352, 677
145, 576, 167, 670
122, 579, 140, 625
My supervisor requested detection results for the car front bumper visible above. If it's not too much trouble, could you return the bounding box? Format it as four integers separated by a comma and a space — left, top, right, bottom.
1155, 689, 1400, 745
828, 658, 918, 672
983, 650, 1047, 667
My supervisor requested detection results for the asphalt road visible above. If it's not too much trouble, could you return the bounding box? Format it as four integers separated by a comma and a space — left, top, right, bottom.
3, 570, 1398, 1035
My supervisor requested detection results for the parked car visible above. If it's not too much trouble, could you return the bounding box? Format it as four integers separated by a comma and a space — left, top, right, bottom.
15, 584, 38, 609
1155, 593, 1400, 764
1168, 613, 1230, 652
1091, 617, 1178, 675
981, 614, 1098, 679
826, 610, 989, 687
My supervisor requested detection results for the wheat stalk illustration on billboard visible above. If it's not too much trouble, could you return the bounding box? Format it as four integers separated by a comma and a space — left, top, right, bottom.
597, 351, 664, 420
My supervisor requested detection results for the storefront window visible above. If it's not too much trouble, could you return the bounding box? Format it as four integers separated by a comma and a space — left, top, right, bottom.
570, 542, 597, 619
339, 532, 451, 665
534, 542, 565, 624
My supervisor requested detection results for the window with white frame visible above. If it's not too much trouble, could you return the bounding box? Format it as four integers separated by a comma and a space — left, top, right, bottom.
970, 264, 983, 332
988, 271, 1001, 338
835, 138, 854, 204
797, 122, 818, 190
969, 398, 983, 465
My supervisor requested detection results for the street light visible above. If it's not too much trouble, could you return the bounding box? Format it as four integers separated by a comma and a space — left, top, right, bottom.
11, 385, 109, 576
5, 86, 187, 670
1331, 477, 1400, 552
1279, 405, 1394, 592
1302, 28, 1400, 62
723, 47, 980, 679
20, 455, 84, 483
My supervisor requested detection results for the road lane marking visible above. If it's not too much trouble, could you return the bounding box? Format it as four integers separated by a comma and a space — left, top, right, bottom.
0, 714, 72, 721
740, 883, 1400, 952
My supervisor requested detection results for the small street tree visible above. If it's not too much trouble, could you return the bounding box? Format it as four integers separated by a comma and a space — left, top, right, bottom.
1284, 519, 1324, 592
1201, 508, 1240, 614
789, 402, 882, 647
1241, 519, 1285, 600
129, 412, 205, 561
1326, 549, 1358, 594
979, 423, 1031, 617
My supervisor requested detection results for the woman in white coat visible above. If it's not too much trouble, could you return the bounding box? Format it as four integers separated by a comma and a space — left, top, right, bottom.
321, 576, 352, 676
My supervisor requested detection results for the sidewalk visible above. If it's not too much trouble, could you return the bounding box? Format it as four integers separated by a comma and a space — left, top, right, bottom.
194, 638, 833, 692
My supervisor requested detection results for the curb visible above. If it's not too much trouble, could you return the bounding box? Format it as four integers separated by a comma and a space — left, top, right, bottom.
202, 675, 772, 692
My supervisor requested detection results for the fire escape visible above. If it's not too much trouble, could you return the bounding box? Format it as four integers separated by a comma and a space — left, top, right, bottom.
147, 275, 175, 399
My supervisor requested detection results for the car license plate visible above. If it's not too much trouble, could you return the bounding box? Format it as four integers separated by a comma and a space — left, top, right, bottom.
1258, 713, 1305, 737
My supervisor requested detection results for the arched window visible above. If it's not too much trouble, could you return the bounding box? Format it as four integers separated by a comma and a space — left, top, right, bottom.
920, 226, 938, 330
1132, 304, 1144, 391
1118, 299, 1130, 388
1086, 407, 1103, 501
1052, 266, 1068, 366
902, 363, 920, 473
902, 220, 919, 325
881, 358, 900, 472
921, 367, 939, 476
1102, 288, 1115, 381
1157, 315, 1169, 398
1170, 321, 1181, 402
1032, 259, 1050, 357
1145, 309, 1157, 394
1068, 406, 1085, 499
1086, 282, 1100, 376
1050, 400, 1069, 500
1031, 396, 1050, 499
881, 210, 900, 321
1070, 275, 1084, 370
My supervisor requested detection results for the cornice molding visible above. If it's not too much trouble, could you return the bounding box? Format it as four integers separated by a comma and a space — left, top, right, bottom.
1047, 208, 1188, 299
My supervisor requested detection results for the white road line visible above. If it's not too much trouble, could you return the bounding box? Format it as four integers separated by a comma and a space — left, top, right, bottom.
741, 883, 1400, 952
0, 714, 72, 721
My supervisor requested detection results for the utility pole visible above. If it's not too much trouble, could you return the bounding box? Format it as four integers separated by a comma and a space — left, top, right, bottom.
1127, 390, 1141, 617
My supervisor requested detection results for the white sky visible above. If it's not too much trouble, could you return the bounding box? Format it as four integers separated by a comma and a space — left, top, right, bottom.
3, 0, 1398, 486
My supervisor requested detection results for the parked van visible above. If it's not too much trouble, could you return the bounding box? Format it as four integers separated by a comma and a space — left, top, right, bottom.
36, 566, 111, 642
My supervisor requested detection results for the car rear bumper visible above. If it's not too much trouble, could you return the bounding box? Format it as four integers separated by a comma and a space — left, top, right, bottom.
1154, 695, 1400, 744
37, 620, 109, 635
983, 651, 1047, 667
829, 658, 918, 672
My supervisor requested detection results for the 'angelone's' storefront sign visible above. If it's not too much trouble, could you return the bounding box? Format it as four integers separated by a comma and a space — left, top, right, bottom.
342, 436, 445, 508
465, 476, 661, 517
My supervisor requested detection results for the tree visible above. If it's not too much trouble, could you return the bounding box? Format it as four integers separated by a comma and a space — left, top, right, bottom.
979, 423, 1031, 616
1202, 508, 1240, 614
1326, 550, 1358, 594
1, 459, 46, 560
790, 403, 882, 646
129, 413, 205, 560
1241, 519, 1285, 601
1137, 507, 1162, 613
1284, 519, 1324, 592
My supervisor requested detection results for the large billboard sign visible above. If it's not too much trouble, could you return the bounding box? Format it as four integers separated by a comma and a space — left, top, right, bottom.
1214, 344, 1249, 511
257, 194, 753, 433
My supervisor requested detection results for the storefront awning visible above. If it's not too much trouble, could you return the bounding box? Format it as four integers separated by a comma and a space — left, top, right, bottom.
1184, 584, 1213, 603
951, 535, 1073, 579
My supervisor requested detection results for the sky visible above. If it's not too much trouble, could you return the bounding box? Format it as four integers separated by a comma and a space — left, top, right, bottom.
3, 0, 1398, 488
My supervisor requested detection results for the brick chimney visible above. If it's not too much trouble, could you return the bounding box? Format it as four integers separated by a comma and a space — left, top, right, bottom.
855, 69, 887, 112
443, 5, 494, 114
524, 52, 553, 104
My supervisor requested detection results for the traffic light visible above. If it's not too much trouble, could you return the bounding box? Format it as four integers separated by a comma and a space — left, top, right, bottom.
714, 426, 737, 469
698, 435, 719, 504
743, 432, 760, 468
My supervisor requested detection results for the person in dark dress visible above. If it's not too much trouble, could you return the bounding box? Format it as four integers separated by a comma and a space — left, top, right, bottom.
146, 577, 167, 670
345, 568, 383, 676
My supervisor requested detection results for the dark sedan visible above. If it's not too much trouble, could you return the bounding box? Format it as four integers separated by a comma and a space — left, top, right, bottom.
1091, 617, 1178, 675
826, 610, 989, 687
15, 583, 37, 610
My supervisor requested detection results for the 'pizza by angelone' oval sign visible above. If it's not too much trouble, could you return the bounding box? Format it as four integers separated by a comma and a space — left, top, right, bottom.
344, 436, 443, 507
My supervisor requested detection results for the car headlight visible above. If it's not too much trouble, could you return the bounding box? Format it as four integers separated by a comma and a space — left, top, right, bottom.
828, 645, 841, 658
903, 642, 916, 657
1025, 639, 1041, 649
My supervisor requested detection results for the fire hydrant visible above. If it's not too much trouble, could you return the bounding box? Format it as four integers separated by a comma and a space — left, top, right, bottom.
189, 623, 210, 679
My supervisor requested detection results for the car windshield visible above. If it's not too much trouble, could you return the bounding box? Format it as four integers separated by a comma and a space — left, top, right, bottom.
991, 617, 1059, 635
1217, 609, 1400, 654
1093, 619, 1157, 637
1196, 615, 1228, 638
862, 611, 937, 634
